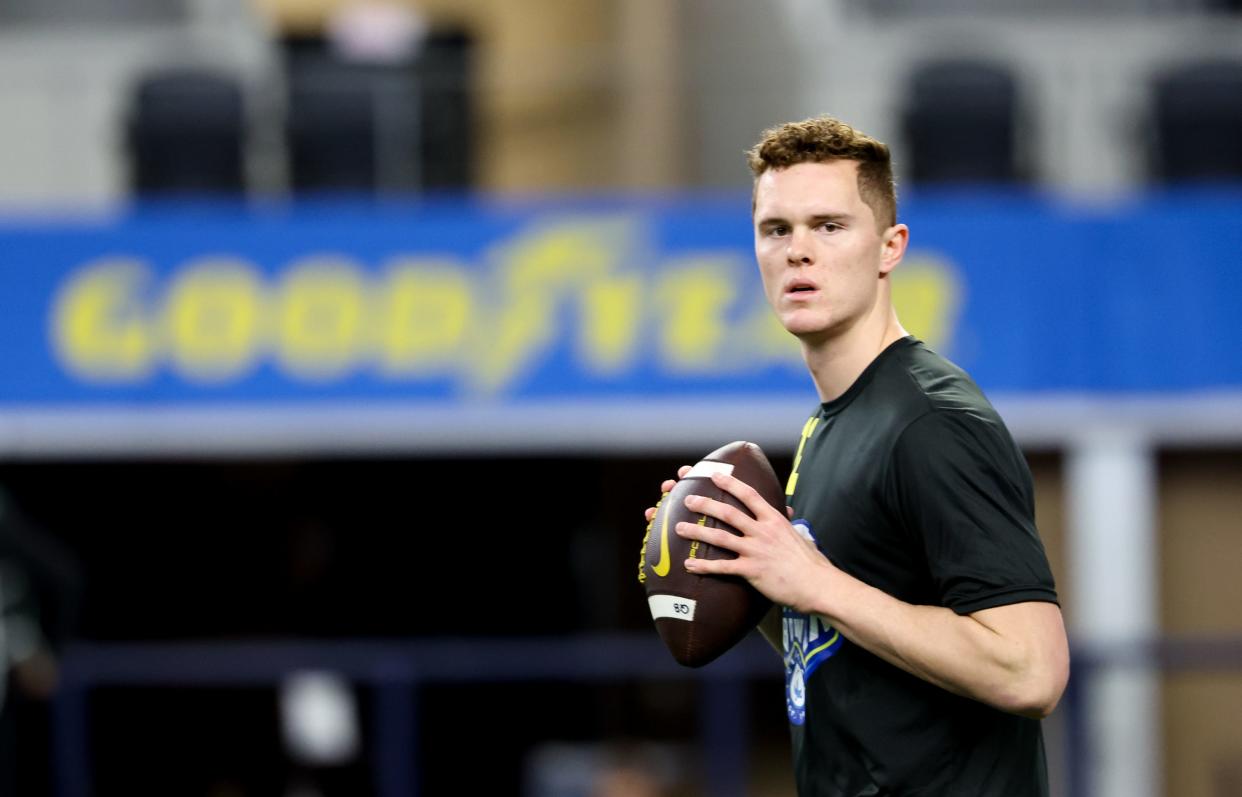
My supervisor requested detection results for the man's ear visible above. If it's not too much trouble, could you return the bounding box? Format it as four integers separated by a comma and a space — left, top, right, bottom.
879, 223, 909, 276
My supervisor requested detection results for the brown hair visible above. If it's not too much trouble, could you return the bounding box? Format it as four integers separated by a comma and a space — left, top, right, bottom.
746, 116, 897, 228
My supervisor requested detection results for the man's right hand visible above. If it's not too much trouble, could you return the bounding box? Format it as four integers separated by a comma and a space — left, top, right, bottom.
643, 463, 793, 657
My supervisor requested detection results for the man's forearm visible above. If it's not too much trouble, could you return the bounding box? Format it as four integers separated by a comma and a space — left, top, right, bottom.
810, 570, 1068, 719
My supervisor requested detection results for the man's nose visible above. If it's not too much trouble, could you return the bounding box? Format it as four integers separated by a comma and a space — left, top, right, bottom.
786, 228, 813, 265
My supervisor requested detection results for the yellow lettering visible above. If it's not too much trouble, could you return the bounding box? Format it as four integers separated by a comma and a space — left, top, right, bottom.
470, 220, 631, 393
579, 275, 641, 374
47, 218, 938, 394
51, 258, 155, 382
274, 257, 368, 381
891, 254, 962, 352
162, 257, 263, 383
654, 259, 738, 371
379, 259, 472, 376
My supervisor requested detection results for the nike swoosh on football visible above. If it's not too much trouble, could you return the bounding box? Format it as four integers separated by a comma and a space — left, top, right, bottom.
652, 506, 672, 577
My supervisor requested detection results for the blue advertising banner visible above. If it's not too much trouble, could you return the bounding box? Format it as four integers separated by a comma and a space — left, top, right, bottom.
0, 192, 1239, 452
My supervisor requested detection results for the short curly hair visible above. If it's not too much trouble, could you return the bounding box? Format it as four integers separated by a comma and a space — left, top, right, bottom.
746, 116, 897, 228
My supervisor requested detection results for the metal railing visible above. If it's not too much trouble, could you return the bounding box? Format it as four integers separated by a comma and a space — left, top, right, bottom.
52, 632, 1242, 797
52, 633, 778, 797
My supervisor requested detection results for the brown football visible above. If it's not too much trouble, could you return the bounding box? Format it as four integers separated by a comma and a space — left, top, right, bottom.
639, 441, 783, 667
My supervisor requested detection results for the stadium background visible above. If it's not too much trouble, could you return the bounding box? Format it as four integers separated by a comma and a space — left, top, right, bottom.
0, 1, 1240, 796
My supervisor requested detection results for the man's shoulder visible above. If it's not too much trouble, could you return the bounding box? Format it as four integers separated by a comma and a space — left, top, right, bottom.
875, 338, 996, 417
874, 342, 1027, 476
841, 339, 1009, 459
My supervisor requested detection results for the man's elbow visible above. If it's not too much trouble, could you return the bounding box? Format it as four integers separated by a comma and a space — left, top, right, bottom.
1001, 654, 1070, 719
970, 602, 1071, 719
1009, 678, 1065, 720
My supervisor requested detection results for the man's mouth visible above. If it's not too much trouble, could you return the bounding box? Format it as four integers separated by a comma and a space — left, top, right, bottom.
786, 280, 818, 295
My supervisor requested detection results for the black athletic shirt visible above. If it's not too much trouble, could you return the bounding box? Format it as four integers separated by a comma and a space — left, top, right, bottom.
782, 336, 1058, 797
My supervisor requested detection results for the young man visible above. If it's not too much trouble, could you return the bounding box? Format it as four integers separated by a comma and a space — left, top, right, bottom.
646, 116, 1069, 796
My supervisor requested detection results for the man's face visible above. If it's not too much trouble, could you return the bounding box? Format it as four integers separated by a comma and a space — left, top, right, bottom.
752, 160, 900, 345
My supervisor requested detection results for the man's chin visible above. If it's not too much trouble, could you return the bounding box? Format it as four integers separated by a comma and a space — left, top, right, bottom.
782, 317, 839, 346
781, 316, 828, 339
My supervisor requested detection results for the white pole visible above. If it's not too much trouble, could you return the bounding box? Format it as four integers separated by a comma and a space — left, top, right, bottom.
1066, 430, 1160, 797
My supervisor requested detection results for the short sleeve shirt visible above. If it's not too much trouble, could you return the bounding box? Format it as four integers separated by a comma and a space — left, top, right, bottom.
783, 337, 1057, 797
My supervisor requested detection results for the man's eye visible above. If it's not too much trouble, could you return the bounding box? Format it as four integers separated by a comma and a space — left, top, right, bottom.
768, 226, 788, 236
819, 222, 842, 233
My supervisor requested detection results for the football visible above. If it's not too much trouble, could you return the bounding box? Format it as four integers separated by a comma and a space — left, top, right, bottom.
639, 441, 784, 667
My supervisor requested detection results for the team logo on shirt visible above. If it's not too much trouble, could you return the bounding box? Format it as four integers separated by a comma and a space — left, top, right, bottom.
782, 519, 844, 726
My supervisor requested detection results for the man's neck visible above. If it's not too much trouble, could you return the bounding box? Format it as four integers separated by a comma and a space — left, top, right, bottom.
802, 310, 908, 403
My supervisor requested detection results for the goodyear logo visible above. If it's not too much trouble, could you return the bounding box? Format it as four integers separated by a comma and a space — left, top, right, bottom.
49, 217, 960, 395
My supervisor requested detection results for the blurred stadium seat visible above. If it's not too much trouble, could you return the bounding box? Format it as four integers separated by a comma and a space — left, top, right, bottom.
126, 68, 247, 195
285, 59, 396, 193
283, 29, 472, 194
899, 58, 1026, 184
1149, 58, 1242, 183
413, 29, 474, 191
